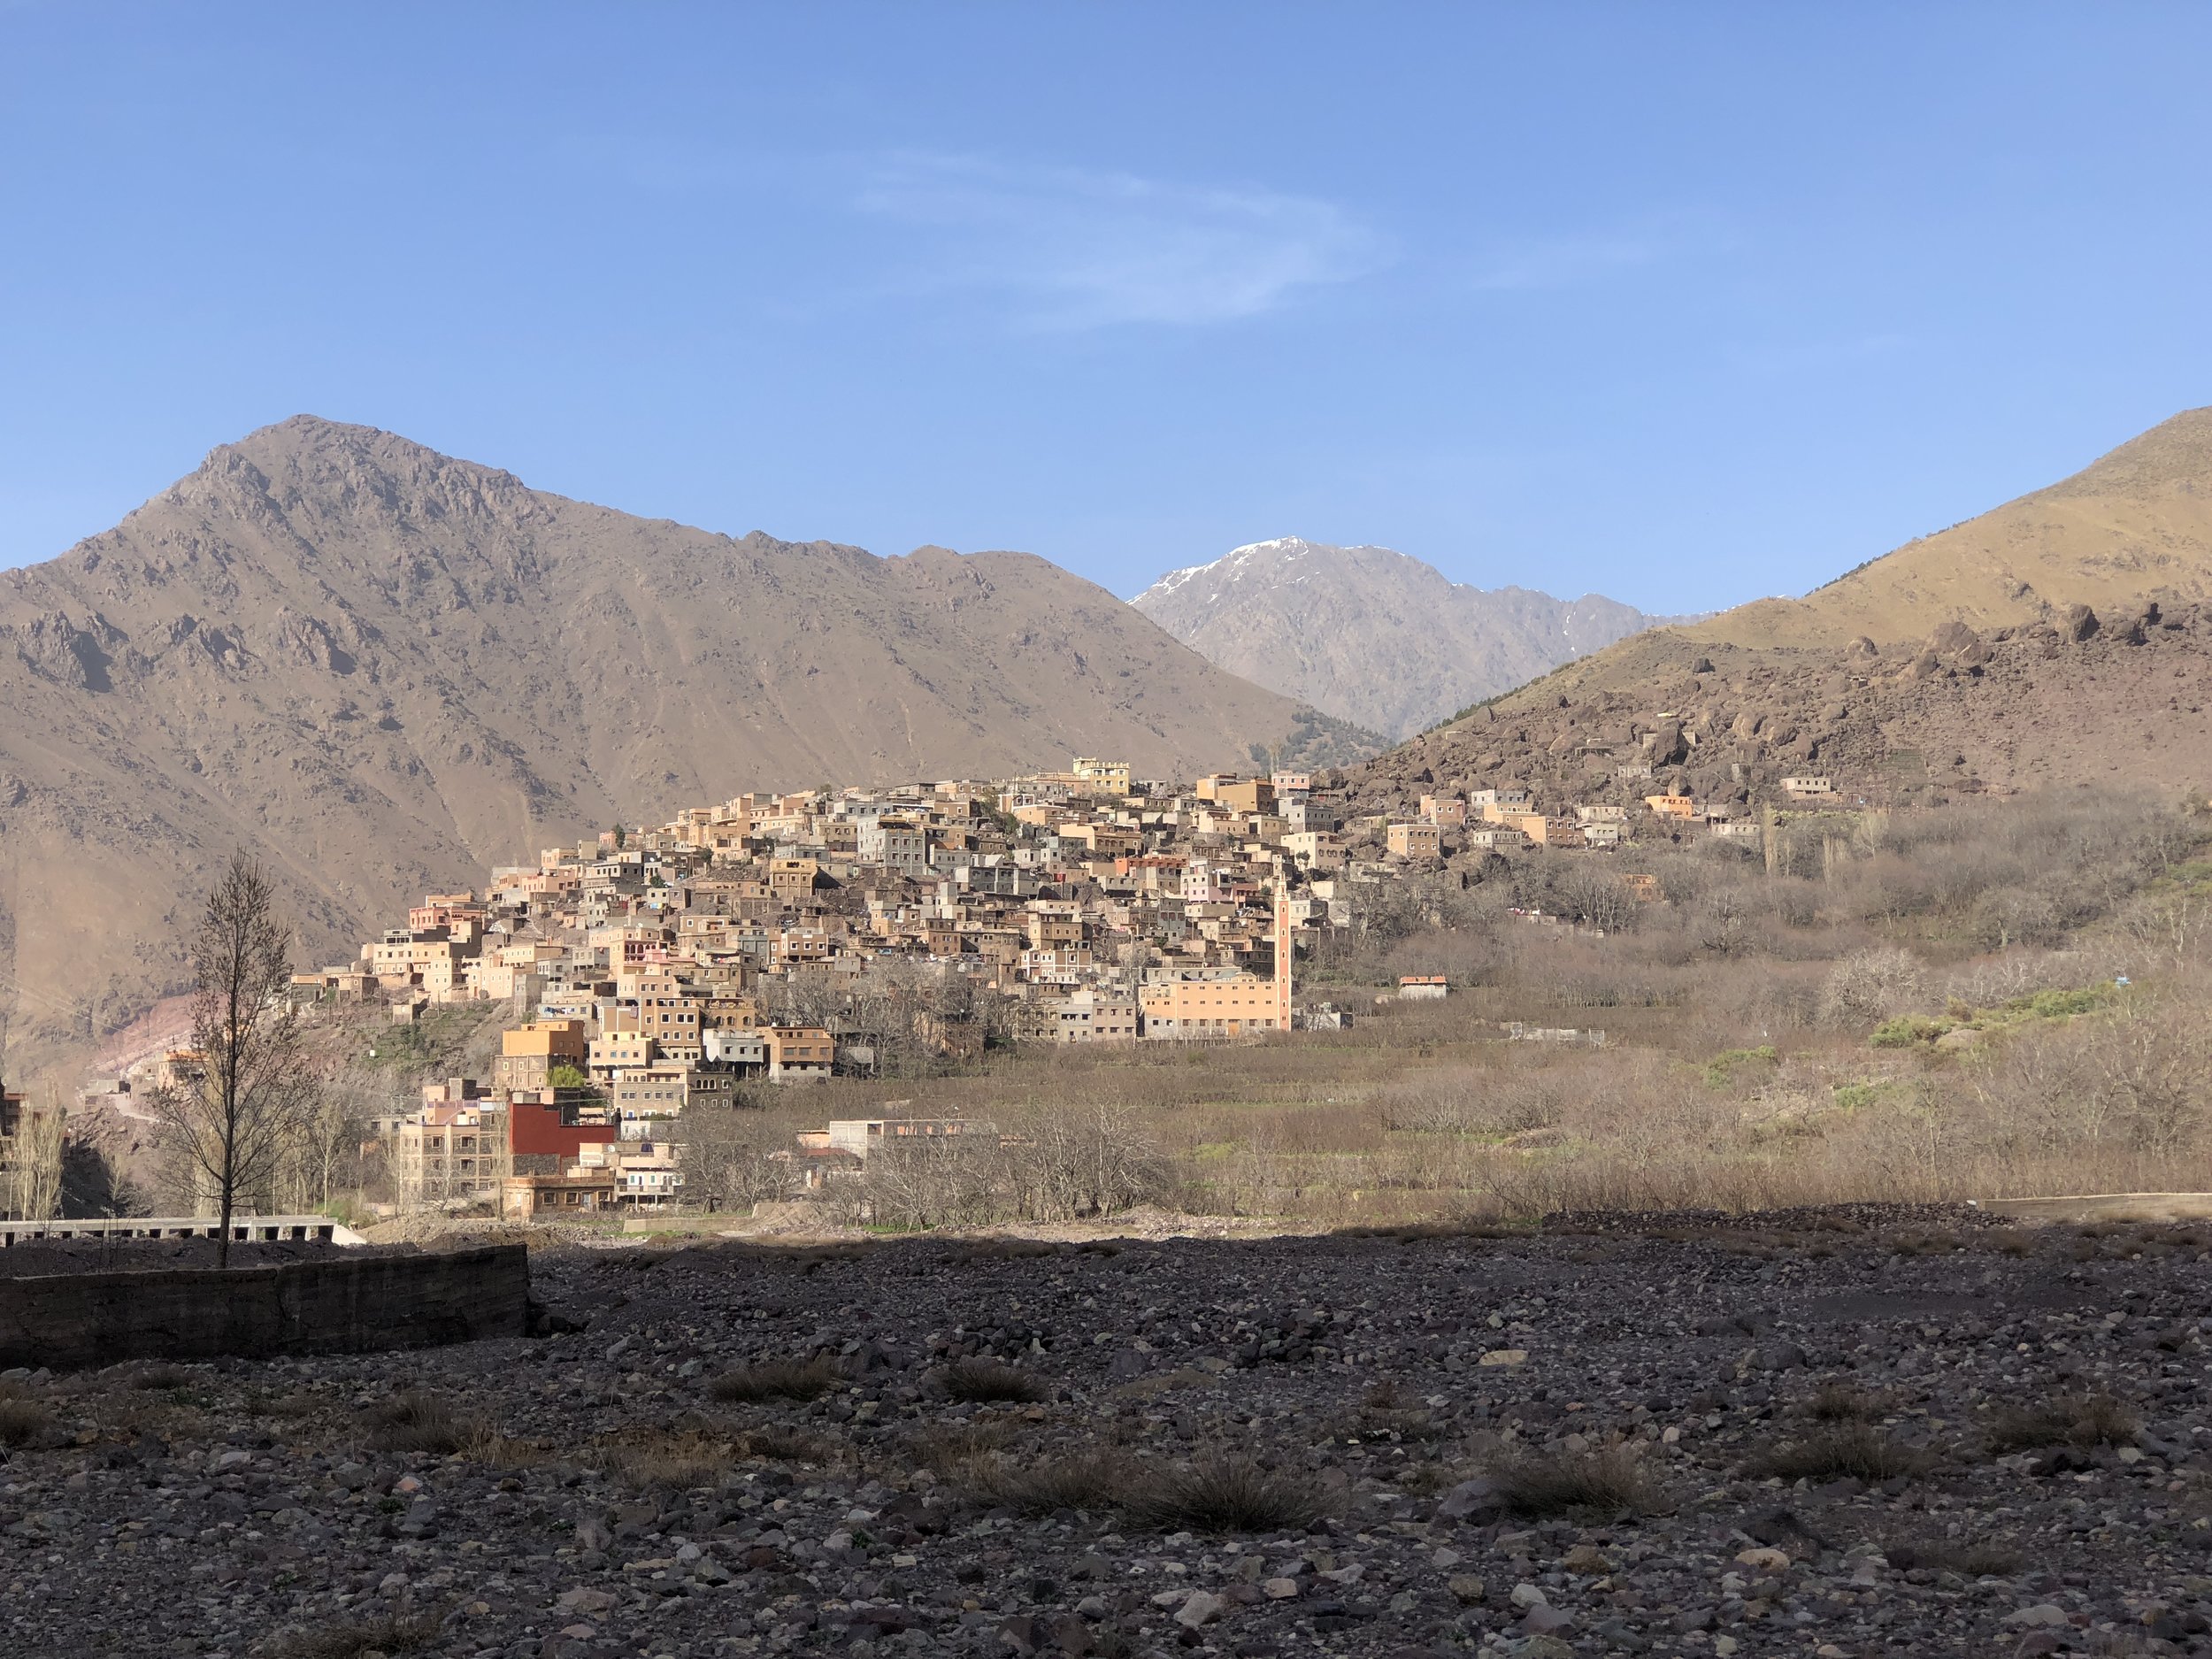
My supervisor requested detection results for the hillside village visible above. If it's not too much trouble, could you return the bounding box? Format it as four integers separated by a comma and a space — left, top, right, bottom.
151, 754, 1813, 1222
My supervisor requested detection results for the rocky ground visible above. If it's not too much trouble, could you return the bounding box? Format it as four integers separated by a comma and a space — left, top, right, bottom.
4, 1203, 2210, 1658
1342, 601, 2212, 812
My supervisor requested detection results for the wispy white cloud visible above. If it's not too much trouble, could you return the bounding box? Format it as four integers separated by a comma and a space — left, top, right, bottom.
1469, 210, 1732, 292
857, 155, 1389, 329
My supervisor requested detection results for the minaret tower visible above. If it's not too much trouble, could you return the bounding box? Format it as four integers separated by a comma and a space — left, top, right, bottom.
1272, 868, 1293, 1032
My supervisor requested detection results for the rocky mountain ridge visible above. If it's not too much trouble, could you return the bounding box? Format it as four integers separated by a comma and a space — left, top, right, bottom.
1133, 537, 1681, 739
1341, 409, 2212, 817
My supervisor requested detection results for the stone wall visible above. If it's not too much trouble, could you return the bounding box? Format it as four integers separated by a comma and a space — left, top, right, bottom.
0, 1245, 530, 1371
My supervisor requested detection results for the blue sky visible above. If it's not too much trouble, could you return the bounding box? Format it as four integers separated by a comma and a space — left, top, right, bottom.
4, 4, 2210, 613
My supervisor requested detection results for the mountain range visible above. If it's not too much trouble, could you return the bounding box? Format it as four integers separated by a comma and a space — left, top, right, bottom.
10, 406, 2212, 1085
1133, 537, 1683, 739
0, 417, 1368, 1078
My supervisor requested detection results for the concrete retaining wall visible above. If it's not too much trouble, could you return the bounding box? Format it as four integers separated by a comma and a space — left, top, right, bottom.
0, 1245, 530, 1371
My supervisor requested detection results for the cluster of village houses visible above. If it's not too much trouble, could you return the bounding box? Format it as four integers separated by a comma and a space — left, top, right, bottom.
90, 761, 1827, 1223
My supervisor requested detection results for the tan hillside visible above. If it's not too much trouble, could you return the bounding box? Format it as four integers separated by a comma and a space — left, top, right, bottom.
0, 417, 1348, 1079
1698, 407, 2212, 649
1344, 408, 2212, 814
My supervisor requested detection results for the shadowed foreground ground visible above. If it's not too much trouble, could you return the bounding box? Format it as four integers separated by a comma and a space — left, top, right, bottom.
1, 1204, 2206, 1658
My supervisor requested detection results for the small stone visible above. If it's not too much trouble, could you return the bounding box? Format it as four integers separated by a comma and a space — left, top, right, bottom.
1262, 1578, 1300, 1601
1733, 1547, 1790, 1572
1478, 1349, 1529, 1368
2005, 1605, 2068, 1628
1562, 1544, 1612, 1574
1175, 1591, 1225, 1629
1509, 1582, 1548, 1609
1447, 1575, 1486, 1605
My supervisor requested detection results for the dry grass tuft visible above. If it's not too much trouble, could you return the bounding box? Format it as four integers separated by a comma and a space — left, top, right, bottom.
959, 1449, 1133, 1517
1133, 1453, 1321, 1533
1804, 1382, 1890, 1423
902, 1419, 1018, 1471
1745, 1424, 1937, 1484
1985, 1393, 2139, 1454
132, 1363, 192, 1392
1491, 1447, 1663, 1519
0, 1395, 52, 1448
935, 1357, 1049, 1405
267, 1609, 443, 1659
588, 1428, 734, 1489
708, 1356, 842, 1404
958, 1447, 1317, 1532
734, 1423, 845, 1465
364, 1390, 489, 1456
1881, 1538, 2023, 1577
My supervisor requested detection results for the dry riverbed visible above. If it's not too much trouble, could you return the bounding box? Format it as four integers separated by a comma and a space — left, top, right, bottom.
3, 1204, 2209, 1658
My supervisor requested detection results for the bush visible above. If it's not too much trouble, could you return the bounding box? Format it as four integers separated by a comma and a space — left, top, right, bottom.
1820, 948, 1928, 1029
709, 1356, 842, 1403
1870, 1015, 1950, 1049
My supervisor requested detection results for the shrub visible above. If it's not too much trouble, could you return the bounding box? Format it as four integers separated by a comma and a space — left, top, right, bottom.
1870, 1015, 1951, 1049
935, 1357, 1049, 1405
1820, 948, 1928, 1029
1490, 1447, 1662, 1518
1744, 1424, 1936, 1483
709, 1356, 842, 1403
1704, 1046, 1779, 1089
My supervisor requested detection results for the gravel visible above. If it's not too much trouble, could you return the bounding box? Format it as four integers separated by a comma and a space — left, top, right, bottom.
4, 1203, 2210, 1657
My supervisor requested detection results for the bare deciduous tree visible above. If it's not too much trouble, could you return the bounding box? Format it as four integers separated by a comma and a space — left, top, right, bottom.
1818, 947, 1927, 1029
677, 1096, 795, 1212
149, 854, 317, 1264
4, 1091, 65, 1222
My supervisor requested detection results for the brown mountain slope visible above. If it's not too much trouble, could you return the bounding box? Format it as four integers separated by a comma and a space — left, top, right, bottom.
1345, 603, 2212, 819
1700, 408, 2212, 649
1132, 537, 1686, 739
1344, 409, 2212, 817
0, 417, 1343, 1073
